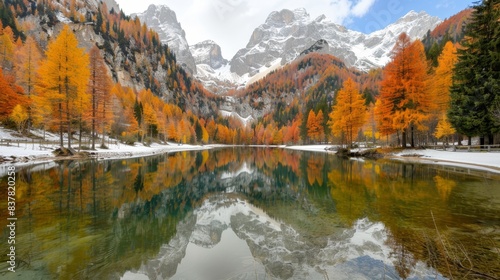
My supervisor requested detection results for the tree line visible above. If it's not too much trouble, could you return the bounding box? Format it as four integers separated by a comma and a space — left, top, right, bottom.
247, 0, 499, 147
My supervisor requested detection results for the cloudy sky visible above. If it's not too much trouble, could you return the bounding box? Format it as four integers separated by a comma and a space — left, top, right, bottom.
114, 0, 474, 59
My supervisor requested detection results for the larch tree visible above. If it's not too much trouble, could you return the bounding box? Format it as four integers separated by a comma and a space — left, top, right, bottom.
449, 0, 500, 145
307, 110, 321, 143
434, 114, 456, 144
0, 68, 27, 119
328, 78, 367, 147
0, 26, 15, 71
36, 25, 90, 148
374, 98, 396, 144
378, 33, 431, 148
316, 110, 325, 142
430, 41, 458, 115
88, 45, 112, 149
15, 36, 42, 131
10, 104, 28, 132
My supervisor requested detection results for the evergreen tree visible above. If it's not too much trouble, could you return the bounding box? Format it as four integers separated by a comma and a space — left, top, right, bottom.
449, 0, 500, 145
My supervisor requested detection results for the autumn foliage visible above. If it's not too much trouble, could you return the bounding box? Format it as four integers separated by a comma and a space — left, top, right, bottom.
0, 0, 496, 147
328, 78, 367, 146
375, 33, 433, 148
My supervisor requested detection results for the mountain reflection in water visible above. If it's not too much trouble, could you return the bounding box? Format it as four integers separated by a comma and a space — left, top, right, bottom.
0, 148, 498, 279
122, 193, 441, 280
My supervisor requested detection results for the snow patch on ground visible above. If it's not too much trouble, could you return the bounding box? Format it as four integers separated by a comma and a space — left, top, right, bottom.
285, 144, 500, 173
285, 145, 333, 153
0, 126, 213, 173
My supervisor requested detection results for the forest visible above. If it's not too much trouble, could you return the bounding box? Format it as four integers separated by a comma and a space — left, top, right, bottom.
0, 0, 499, 148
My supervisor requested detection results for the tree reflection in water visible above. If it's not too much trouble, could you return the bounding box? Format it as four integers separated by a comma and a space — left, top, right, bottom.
0, 148, 498, 279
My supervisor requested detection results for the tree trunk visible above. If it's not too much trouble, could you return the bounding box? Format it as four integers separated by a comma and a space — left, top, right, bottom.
78, 118, 82, 151
410, 125, 415, 148
92, 91, 96, 150
480, 136, 485, 146
66, 99, 71, 149
59, 103, 64, 147
468, 136, 472, 146
402, 130, 407, 148
102, 104, 106, 148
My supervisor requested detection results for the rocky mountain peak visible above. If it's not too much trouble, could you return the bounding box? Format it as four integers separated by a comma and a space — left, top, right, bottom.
228, 7, 441, 78
144, 5, 179, 28
102, 0, 120, 13
299, 39, 330, 56
190, 40, 228, 70
265, 8, 309, 26
134, 4, 197, 74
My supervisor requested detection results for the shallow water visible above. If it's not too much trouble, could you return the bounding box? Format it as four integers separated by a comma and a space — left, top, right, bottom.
1, 148, 499, 279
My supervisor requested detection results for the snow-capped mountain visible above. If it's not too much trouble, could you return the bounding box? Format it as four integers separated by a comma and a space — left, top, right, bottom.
135, 6, 441, 94
198, 8, 440, 94
102, 0, 120, 12
121, 194, 443, 279
230, 8, 441, 76
190, 40, 228, 70
133, 5, 197, 74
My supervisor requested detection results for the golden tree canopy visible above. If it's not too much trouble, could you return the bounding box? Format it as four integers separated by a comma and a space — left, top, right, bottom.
328, 78, 367, 145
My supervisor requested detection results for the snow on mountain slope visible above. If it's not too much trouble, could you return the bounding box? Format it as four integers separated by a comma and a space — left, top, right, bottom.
195, 8, 440, 94
133, 5, 197, 74
120, 194, 443, 280
135, 6, 441, 94
230, 8, 441, 77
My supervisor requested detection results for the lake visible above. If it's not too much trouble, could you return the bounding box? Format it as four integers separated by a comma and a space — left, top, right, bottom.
1, 148, 499, 279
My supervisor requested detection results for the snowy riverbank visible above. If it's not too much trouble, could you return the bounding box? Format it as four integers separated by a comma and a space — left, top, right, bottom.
284, 144, 500, 173
0, 127, 215, 166
1, 127, 500, 174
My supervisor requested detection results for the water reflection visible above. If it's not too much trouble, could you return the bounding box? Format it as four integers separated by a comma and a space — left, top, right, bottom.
0, 148, 499, 279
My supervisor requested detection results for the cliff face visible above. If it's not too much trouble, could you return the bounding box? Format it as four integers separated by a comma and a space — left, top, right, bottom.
133, 4, 197, 75
12, 0, 219, 117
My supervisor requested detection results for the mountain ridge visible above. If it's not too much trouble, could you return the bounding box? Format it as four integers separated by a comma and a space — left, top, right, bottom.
133, 4, 197, 74
132, 5, 441, 94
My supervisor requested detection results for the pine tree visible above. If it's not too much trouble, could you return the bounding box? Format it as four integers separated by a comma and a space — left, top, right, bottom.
449, 0, 500, 145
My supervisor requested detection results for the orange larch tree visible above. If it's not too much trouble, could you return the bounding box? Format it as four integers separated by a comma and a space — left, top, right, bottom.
328, 78, 367, 147
0, 26, 15, 71
307, 109, 322, 143
36, 25, 90, 148
88, 45, 112, 149
378, 33, 432, 148
429, 41, 458, 115
0, 68, 27, 120
15, 36, 42, 131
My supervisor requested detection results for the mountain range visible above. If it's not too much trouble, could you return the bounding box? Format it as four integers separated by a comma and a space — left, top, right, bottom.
134, 5, 442, 94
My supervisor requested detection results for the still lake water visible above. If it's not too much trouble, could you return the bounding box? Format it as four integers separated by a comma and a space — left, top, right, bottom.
0, 148, 499, 279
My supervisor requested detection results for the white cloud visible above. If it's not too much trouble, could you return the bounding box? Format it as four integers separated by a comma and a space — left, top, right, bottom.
352, 0, 377, 17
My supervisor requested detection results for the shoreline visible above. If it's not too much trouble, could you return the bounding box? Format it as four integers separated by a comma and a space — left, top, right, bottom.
2, 142, 500, 175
